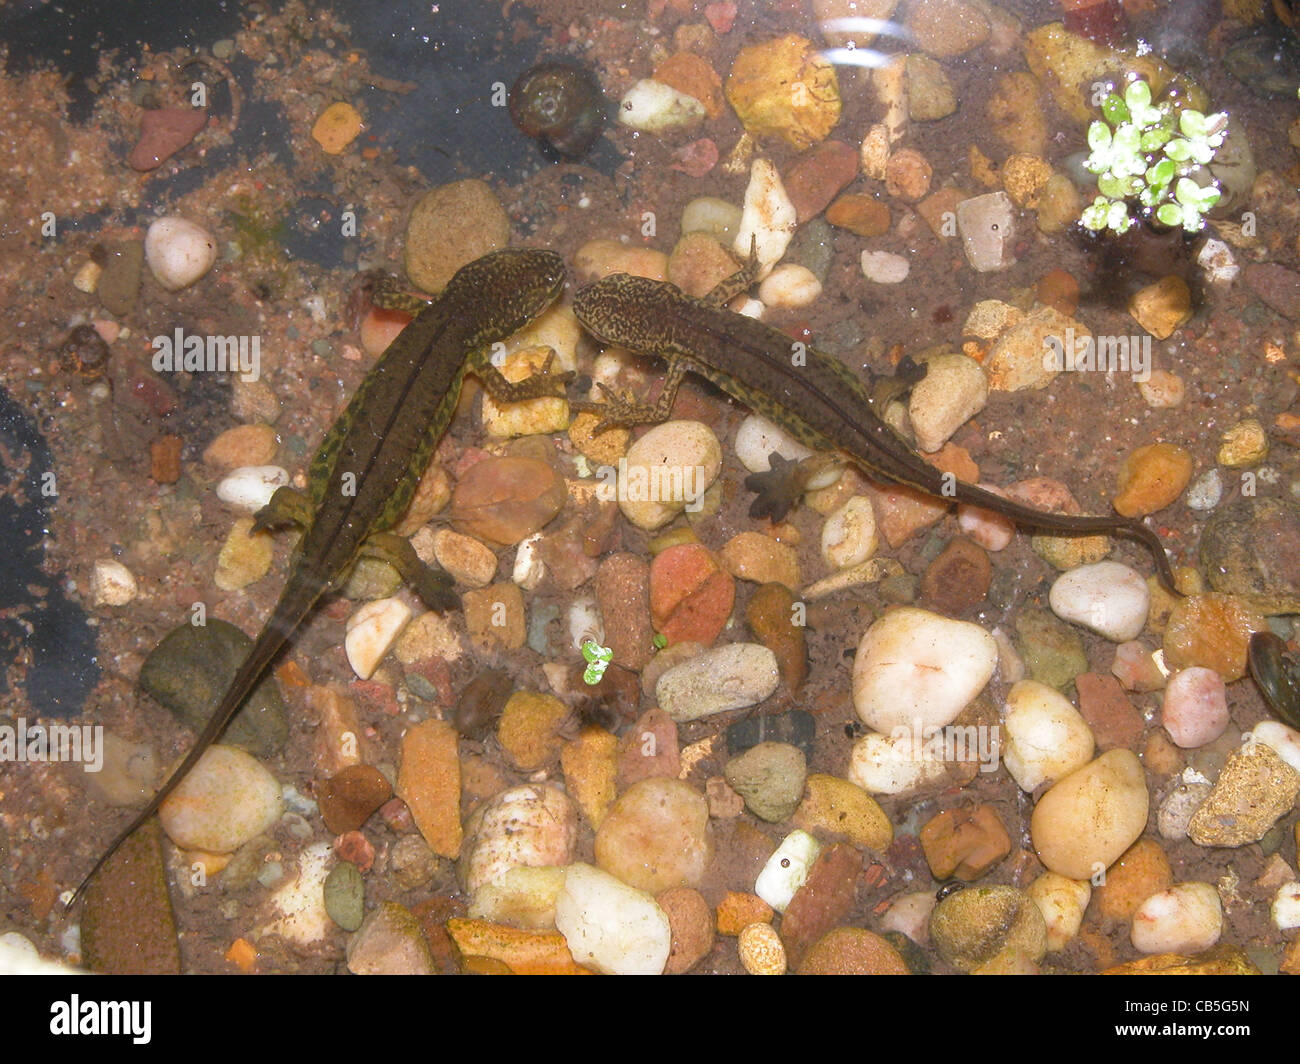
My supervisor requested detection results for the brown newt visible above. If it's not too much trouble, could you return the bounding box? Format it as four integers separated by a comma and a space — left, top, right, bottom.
571, 265, 1180, 594
71, 247, 567, 903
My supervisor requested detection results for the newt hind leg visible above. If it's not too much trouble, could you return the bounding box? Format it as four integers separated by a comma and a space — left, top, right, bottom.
359, 531, 459, 613
251, 486, 313, 534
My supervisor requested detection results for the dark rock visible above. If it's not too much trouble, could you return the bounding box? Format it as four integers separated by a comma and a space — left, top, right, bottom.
127, 106, 207, 171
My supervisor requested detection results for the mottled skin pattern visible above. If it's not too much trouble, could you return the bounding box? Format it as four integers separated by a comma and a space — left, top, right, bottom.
572, 269, 1180, 594
73, 248, 567, 903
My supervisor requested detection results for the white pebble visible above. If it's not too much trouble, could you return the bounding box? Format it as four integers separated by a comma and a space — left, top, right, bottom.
259, 841, 334, 947
1130, 882, 1223, 954
1249, 720, 1300, 775
568, 595, 604, 650
880, 891, 935, 944
757, 264, 822, 309
956, 192, 1016, 272
1048, 561, 1150, 642
1002, 680, 1096, 792
1161, 667, 1229, 749
680, 196, 743, 243
1185, 468, 1223, 511
734, 413, 813, 473
216, 465, 290, 512
469, 866, 567, 930
1027, 872, 1091, 952
1156, 780, 1213, 840
908, 352, 988, 453
860, 249, 910, 284
1272, 881, 1300, 930
462, 784, 578, 899
957, 490, 1015, 551
852, 607, 997, 733
656, 643, 780, 722
554, 863, 671, 975
144, 216, 218, 291
820, 495, 878, 570
846, 729, 951, 796
734, 157, 797, 277
512, 533, 546, 590
91, 559, 137, 606
617, 79, 705, 132
157, 744, 284, 853
618, 420, 722, 530
1197, 237, 1239, 285
344, 597, 412, 680
755, 829, 822, 912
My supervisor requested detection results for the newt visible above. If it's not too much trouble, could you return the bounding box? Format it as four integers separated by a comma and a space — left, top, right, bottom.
570, 261, 1180, 594
71, 247, 567, 903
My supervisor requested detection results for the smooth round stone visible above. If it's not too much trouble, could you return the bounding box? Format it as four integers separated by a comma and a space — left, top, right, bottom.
1002, 679, 1096, 792
1048, 561, 1150, 643
144, 216, 218, 291
617, 78, 705, 132
758, 264, 822, 309
469, 866, 567, 929
929, 885, 1046, 973
323, 861, 365, 931
738, 921, 787, 975
723, 742, 806, 823
655, 643, 779, 722
821, 495, 878, 570
1161, 667, 1229, 749
796, 927, 910, 974
657, 887, 715, 974
157, 744, 283, 853
880, 891, 936, 945
1030, 750, 1149, 880
957, 491, 1016, 551
1131, 882, 1223, 955
618, 420, 722, 530
846, 730, 950, 797
680, 196, 743, 244
734, 413, 814, 473
216, 466, 290, 512
555, 863, 672, 975
461, 784, 578, 898
852, 607, 997, 733
595, 778, 713, 893
1026, 872, 1091, 952
792, 773, 893, 850
346, 902, 434, 975
754, 829, 822, 913
860, 249, 910, 284
908, 352, 988, 453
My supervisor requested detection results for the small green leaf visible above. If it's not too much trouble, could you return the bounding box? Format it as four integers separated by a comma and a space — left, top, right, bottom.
1163, 138, 1193, 162
1155, 202, 1184, 227
1087, 120, 1113, 153
1107, 201, 1133, 233
1124, 79, 1152, 112
1145, 157, 1176, 187
1101, 92, 1129, 126
1097, 173, 1128, 198
1140, 126, 1172, 153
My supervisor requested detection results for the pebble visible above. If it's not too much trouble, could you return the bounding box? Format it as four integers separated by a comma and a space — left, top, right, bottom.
655, 51, 724, 117
404, 180, 508, 293
1002, 680, 1096, 791
618, 420, 722, 530
716, 891, 775, 935
1185, 469, 1223, 512
852, 607, 997, 733
880, 891, 935, 945
1027, 872, 1091, 952
396, 719, 462, 859
955, 192, 1015, 272
1188, 741, 1300, 847
905, 54, 956, 120
919, 804, 1011, 880
316, 764, 392, 835
745, 583, 808, 691
1199, 497, 1300, 597
617, 79, 705, 132
1157, 780, 1214, 841
957, 492, 1016, 552
389, 834, 442, 892
595, 779, 713, 893
469, 866, 566, 929
1030, 750, 1149, 879
719, 532, 799, 588
1129, 276, 1193, 340
323, 861, 365, 931
1244, 263, 1300, 320
986, 306, 1081, 391
821, 495, 878, 570
738, 921, 787, 974
656, 642, 779, 722
884, 148, 932, 201
757, 263, 822, 308
461, 784, 577, 899
1131, 882, 1223, 955
733, 413, 814, 473
1163, 593, 1265, 681
216, 466, 290, 512
84, 731, 156, 806
919, 537, 992, 614
1075, 672, 1143, 751
1249, 721, 1300, 775
427, 529, 495, 588
1272, 882, 1300, 931
144, 217, 217, 291
480, 347, 570, 438
213, 516, 273, 592
395, 611, 463, 667
1138, 369, 1186, 409
826, 192, 891, 236
555, 863, 672, 975
667, 232, 739, 298
497, 691, 570, 772
1218, 417, 1269, 467
449, 456, 566, 546
346, 902, 434, 975
725, 34, 841, 151
561, 727, 619, 830
784, 140, 859, 222
91, 559, 137, 606
1197, 238, 1239, 285
906, 0, 989, 56
1015, 606, 1089, 690
1161, 668, 1229, 749
680, 196, 743, 245
723, 742, 806, 823
780, 843, 861, 968
157, 744, 283, 853
755, 829, 822, 912
650, 543, 735, 646
658, 887, 716, 974
846, 728, 952, 796
594, 553, 653, 671
797, 927, 910, 974
734, 157, 798, 275
259, 842, 334, 948
1001, 152, 1052, 208
860, 249, 910, 284
343, 597, 409, 680
573, 239, 669, 283
128, 106, 207, 170
929, 885, 1046, 973
1111, 639, 1168, 692
1093, 838, 1173, 924
793, 773, 892, 850
311, 101, 364, 154
613, 708, 678, 788
908, 352, 987, 453
1048, 561, 1150, 642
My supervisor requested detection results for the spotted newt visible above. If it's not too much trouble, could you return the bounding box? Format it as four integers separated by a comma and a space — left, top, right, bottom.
72, 247, 567, 903
571, 265, 1180, 594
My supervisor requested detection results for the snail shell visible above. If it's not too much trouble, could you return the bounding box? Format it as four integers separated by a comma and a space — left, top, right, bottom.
508, 60, 607, 159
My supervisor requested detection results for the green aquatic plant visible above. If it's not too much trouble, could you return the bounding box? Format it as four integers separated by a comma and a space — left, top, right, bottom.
580, 639, 613, 685
1079, 79, 1228, 235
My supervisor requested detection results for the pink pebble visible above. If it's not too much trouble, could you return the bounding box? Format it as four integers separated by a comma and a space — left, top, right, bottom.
1111, 640, 1167, 692
704, 0, 737, 33
957, 485, 1015, 551
1161, 667, 1229, 748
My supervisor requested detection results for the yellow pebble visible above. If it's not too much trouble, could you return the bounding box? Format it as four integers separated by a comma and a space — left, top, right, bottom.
738, 922, 787, 975
1217, 417, 1268, 467
311, 102, 363, 154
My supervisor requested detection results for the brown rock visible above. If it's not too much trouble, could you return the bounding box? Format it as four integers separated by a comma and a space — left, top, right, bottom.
826, 192, 891, 236
461, 582, 527, 653
919, 804, 1011, 881
1188, 741, 1300, 847
785, 139, 859, 223
1103, 944, 1261, 976
797, 927, 910, 974
716, 890, 775, 935
396, 719, 463, 858
779, 843, 861, 969
81, 820, 181, 974
445, 918, 589, 975
150, 434, 183, 484
650, 543, 735, 647
1163, 593, 1266, 682
405, 180, 510, 294
1075, 672, 1143, 751
1112, 443, 1194, 518
916, 185, 966, 238
920, 537, 991, 614
884, 148, 933, 202
617, 707, 681, 787
497, 691, 570, 771
653, 52, 725, 118
1129, 276, 1193, 340
792, 773, 892, 850
1037, 268, 1080, 316
127, 106, 207, 171
315, 764, 393, 835
745, 582, 808, 692
594, 554, 654, 672
905, 0, 989, 56
202, 423, 278, 469
657, 887, 716, 973
1244, 263, 1300, 320
1094, 838, 1173, 922
449, 456, 566, 547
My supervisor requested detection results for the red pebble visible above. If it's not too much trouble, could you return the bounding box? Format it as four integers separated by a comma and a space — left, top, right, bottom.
334, 830, 375, 872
